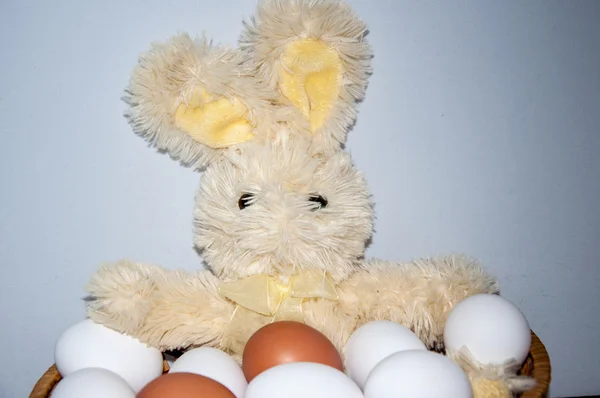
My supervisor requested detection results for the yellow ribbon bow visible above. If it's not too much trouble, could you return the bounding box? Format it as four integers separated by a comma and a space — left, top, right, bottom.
218, 271, 339, 322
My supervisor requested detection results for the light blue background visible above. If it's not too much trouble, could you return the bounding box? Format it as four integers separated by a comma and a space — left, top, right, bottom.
1, 1, 598, 397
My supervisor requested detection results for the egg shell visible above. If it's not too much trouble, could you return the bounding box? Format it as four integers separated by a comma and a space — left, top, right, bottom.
54, 319, 164, 392
168, 347, 247, 398
137, 372, 236, 398
242, 321, 343, 381
345, 320, 426, 389
51, 367, 135, 398
245, 362, 363, 398
444, 294, 531, 365
364, 350, 473, 398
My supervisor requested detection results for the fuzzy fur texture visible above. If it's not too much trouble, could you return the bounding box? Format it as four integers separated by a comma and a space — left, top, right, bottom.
124, 34, 278, 169
194, 133, 373, 283
447, 347, 537, 397
85, 0, 524, 396
240, 0, 372, 154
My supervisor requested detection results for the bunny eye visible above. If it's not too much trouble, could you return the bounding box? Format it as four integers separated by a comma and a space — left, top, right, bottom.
308, 194, 328, 210
238, 193, 254, 210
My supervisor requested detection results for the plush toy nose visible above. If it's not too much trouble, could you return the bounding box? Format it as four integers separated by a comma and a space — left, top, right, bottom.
277, 203, 299, 247
262, 185, 302, 249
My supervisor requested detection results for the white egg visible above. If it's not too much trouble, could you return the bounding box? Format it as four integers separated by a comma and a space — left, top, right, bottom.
345, 320, 426, 389
444, 294, 531, 365
54, 319, 163, 392
364, 350, 473, 398
51, 368, 135, 398
168, 347, 247, 398
245, 362, 363, 398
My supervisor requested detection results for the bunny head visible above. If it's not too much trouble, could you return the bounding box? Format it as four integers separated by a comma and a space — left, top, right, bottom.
125, 0, 374, 283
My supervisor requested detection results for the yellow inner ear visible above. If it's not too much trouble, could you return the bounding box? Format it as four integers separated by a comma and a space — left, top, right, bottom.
279, 39, 343, 133
173, 90, 253, 149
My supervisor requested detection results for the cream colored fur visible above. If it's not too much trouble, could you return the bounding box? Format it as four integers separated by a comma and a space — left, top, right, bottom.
85, 1, 522, 396
239, 0, 372, 155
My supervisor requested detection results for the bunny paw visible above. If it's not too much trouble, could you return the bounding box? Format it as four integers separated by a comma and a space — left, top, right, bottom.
85, 260, 163, 335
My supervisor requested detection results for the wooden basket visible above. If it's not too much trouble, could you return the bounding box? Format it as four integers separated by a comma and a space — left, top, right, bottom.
30, 330, 551, 397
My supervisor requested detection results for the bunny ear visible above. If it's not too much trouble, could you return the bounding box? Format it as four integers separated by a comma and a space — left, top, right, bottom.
240, 0, 372, 153
124, 33, 275, 169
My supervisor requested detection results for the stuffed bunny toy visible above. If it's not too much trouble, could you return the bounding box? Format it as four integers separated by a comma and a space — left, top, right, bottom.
85, 1, 532, 396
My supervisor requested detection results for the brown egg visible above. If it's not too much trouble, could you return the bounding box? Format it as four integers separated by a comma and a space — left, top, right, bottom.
136, 372, 235, 398
242, 321, 343, 382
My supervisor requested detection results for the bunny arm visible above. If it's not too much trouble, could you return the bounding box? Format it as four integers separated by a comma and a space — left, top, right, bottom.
337, 255, 500, 350
85, 260, 235, 352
